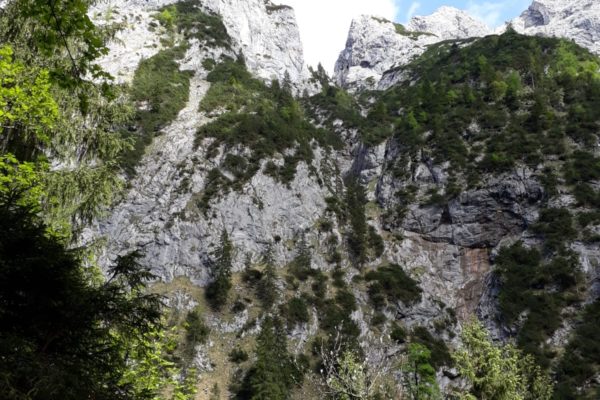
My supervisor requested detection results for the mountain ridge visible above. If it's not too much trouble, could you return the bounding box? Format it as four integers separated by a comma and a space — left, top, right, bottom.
334, 0, 600, 91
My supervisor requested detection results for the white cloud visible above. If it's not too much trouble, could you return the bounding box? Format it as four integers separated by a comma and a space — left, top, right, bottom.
281, 0, 398, 73
406, 2, 421, 21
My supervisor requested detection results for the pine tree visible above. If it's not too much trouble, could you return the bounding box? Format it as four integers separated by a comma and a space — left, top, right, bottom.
249, 316, 294, 400
0, 193, 163, 399
290, 232, 312, 281
0, 1, 133, 236
345, 179, 368, 267
258, 244, 278, 309
206, 229, 233, 310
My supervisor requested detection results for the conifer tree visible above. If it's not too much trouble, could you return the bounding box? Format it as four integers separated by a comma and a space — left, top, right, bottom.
206, 229, 233, 310
290, 232, 312, 280
345, 179, 368, 267
249, 316, 295, 400
0, 0, 133, 236
403, 343, 441, 400
258, 244, 278, 309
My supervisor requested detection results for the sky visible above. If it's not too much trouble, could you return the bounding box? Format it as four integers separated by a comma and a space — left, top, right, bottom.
283, 0, 532, 73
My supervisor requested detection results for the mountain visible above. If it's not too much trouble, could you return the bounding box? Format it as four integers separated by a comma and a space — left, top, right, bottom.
335, 0, 600, 91
334, 7, 491, 91
75, 0, 600, 397
91, 0, 312, 87
510, 0, 600, 55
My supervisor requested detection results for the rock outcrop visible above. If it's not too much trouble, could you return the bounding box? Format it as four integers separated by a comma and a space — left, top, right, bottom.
509, 0, 600, 55
91, 0, 310, 85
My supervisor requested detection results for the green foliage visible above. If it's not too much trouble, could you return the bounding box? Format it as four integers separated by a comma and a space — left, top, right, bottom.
315, 281, 360, 346
453, 321, 553, 400
282, 297, 310, 329
289, 233, 314, 281
554, 300, 600, 399
156, 8, 176, 28
368, 225, 385, 258
2, 0, 112, 86
258, 245, 278, 309
326, 350, 371, 400
365, 30, 600, 194
238, 316, 300, 400
123, 46, 192, 174
0, 45, 58, 143
565, 151, 600, 184
0, 2, 133, 234
402, 343, 441, 400
119, 327, 198, 400
410, 327, 452, 369
0, 197, 163, 399
157, 0, 231, 49
391, 323, 408, 344
185, 309, 209, 347
0, 153, 45, 211
495, 242, 582, 366
0, 41, 126, 236
532, 208, 577, 252
228, 347, 249, 363
365, 264, 422, 309
195, 57, 340, 209
305, 81, 393, 146
345, 179, 368, 266
206, 230, 234, 310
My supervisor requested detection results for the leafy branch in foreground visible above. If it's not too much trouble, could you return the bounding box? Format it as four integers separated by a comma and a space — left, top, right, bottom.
453, 321, 553, 400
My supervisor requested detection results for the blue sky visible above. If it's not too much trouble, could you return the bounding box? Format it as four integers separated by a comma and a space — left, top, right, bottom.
284, 0, 534, 71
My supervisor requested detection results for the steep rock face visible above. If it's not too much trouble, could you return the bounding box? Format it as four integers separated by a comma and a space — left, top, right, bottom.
376, 140, 544, 249
90, 0, 176, 83
509, 0, 600, 55
334, 8, 491, 91
333, 16, 437, 92
203, 0, 309, 85
91, 0, 309, 85
86, 43, 338, 284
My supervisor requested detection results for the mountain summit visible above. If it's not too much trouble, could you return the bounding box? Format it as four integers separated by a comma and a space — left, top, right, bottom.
334, 7, 491, 91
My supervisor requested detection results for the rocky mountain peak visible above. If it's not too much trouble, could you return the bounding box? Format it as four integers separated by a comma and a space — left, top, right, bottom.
407, 6, 491, 40
509, 0, 600, 55
334, 7, 490, 91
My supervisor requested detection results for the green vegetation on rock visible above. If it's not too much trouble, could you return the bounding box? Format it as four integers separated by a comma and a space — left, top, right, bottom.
495, 242, 582, 367
194, 57, 341, 211
122, 46, 192, 174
